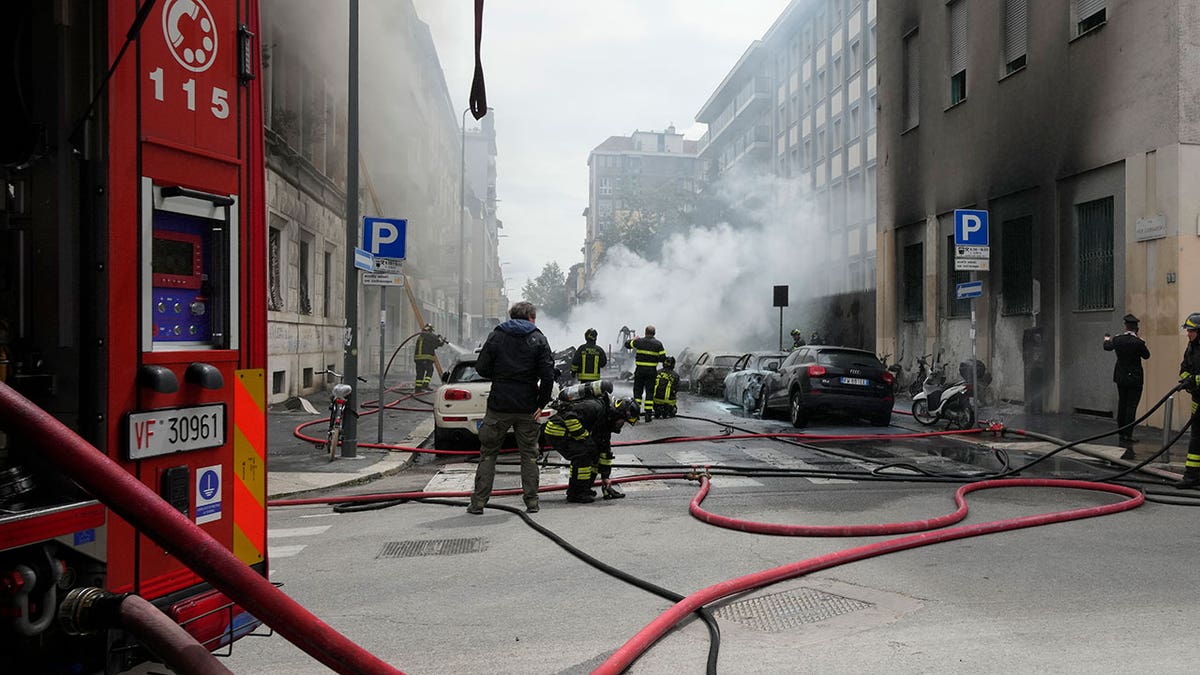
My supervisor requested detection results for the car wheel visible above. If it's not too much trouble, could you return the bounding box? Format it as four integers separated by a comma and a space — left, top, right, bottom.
757, 392, 770, 419
870, 410, 892, 427
742, 389, 758, 416
789, 391, 808, 428
433, 427, 456, 449
911, 399, 937, 425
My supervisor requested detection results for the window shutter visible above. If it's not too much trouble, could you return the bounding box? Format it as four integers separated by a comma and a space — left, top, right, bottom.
949, 0, 967, 75
1004, 0, 1028, 64
1075, 0, 1106, 23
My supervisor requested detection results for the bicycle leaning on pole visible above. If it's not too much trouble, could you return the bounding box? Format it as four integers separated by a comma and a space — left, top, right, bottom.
316, 368, 367, 461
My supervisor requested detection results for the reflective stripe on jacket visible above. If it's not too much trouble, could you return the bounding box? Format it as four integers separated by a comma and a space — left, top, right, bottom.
624, 336, 665, 371
572, 343, 607, 380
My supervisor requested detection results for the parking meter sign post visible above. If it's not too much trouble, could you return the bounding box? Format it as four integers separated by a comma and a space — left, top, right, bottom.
773, 285, 788, 351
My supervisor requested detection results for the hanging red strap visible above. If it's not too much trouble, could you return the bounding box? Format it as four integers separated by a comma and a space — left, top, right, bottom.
469, 0, 488, 120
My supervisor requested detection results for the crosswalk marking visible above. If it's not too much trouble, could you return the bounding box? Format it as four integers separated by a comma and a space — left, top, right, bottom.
268, 544, 307, 559
268, 525, 332, 539
739, 447, 856, 484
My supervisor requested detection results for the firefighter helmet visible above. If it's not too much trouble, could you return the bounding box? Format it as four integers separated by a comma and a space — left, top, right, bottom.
664, 356, 676, 369
423, 323, 434, 331
585, 328, 598, 341
610, 397, 640, 428
1184, 313, 1200, 331
791, 329, 801, 337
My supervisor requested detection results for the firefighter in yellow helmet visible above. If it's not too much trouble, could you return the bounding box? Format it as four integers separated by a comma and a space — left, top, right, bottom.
1177, 312, 1200, 488
414, 323, 447, 391
625, 325, 666, 422
542, 385, 637, 503
790, 329, 806, 351
571, 328, 607, 382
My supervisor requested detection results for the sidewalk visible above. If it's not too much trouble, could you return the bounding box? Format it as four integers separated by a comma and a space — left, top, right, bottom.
265, 382, 434, 499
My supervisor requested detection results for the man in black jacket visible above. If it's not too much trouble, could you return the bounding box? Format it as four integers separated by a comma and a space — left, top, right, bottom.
1177, 312, 1200, 488
1103, 313, 1150, 445
468, 302, 555, 514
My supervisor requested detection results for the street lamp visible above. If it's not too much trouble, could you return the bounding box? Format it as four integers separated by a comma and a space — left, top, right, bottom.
458, 106, 469, 345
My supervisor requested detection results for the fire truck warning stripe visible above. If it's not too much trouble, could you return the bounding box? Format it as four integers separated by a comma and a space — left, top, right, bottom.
234, 370, 267, 566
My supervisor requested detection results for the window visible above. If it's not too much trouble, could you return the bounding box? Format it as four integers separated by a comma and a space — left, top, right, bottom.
322, 250, 332, 317
865, 166, 876, 220
299, 235, 313, 315
850, 40, 863, 74
303, 367, 313, 389
849, 104, 861, 138
947, 235, 971, 318
903, 32, 920, 129
599, 177, 612, 196
272, 371, 285, 395
1002, 0, 1028, 73
848, 173, 864, 223
1076, 197, 1114, 310
1074, 0, 1106, 36
949, 0, 967, 105
1001, 216, 1033, 314
268, 220, 283, 311
903, 242, 924, 321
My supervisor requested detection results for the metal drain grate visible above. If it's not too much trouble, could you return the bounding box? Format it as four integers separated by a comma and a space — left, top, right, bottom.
714, 587, 874, 633
378, 537, 488, 559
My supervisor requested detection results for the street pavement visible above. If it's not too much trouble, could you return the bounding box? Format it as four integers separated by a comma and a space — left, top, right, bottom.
266, 386, 1192, 499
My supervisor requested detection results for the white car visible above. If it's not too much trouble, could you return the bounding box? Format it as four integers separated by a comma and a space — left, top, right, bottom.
433, 355, 556, 449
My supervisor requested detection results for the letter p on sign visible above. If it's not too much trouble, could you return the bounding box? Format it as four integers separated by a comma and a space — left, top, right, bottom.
363, 217, 407, 259
953, 209, 989, 247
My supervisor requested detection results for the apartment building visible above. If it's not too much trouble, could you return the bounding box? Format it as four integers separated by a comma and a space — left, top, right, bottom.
877, 0, 1200, 424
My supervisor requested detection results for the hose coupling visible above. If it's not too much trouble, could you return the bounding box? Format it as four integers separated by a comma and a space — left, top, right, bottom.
985, 421, 1005, 434
58, 587, 132, 635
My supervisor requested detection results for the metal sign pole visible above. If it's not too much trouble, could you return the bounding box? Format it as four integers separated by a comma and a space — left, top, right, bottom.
378, 288, 386, 444
971, 306, 977, 412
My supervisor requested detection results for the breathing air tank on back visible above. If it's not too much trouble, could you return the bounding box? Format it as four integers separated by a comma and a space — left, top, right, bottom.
558, 380, 613, 402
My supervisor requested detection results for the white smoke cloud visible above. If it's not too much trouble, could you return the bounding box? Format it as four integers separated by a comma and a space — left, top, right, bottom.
539, 168, 831, 357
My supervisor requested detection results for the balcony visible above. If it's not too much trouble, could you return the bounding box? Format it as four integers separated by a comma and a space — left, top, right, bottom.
699, 76, 773, 159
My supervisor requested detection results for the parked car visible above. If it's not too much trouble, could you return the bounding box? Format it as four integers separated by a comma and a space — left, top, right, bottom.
690, 351, 743, 396
723, 351, 789, 412
758, 346, 894, 427
675, 346, 706, 391
433, 353, 556, 448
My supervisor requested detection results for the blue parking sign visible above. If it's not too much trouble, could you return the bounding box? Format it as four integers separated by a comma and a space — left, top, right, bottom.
363, 217, 407, 259
954, 210, 989, 246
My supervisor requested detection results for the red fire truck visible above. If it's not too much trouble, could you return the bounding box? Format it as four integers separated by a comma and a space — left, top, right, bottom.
2, 0, 268, 671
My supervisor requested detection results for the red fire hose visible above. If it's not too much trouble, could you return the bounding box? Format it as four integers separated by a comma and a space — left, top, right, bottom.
0, 382, 403, 675
595, 477, 1143, 674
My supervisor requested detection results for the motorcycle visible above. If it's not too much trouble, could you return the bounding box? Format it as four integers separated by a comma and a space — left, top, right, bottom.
959, 358, 995, 406
911, 359, 975, 429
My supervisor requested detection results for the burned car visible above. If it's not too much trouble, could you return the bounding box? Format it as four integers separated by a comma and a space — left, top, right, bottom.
689, 351, 743, 396
723, 351, 788, 413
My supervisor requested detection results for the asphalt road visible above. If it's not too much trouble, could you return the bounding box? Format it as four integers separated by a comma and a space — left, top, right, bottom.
225, 391, 1197, 674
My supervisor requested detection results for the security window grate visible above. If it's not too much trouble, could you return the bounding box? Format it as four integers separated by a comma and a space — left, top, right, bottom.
1076, 197, 1114, 311
903, 242, 924, 321
1002, 216, 1033, 314
268, 226, 283, 311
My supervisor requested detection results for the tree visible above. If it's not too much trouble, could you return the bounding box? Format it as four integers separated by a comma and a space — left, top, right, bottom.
598, 175, 698, 262
522, 262, 568, 319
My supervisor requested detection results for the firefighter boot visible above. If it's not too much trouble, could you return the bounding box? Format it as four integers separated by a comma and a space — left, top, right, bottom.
1178, 467, 1200, 489
602, 484, 625, 500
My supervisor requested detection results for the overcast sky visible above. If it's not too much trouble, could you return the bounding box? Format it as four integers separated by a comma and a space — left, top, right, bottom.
413, 0, 794, 299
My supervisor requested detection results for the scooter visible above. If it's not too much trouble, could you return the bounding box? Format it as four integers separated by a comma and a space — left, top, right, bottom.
911, 360, 975, 429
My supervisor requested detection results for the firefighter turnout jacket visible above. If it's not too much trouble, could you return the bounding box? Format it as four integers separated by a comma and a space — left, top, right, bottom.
415, 329, 447, 361
542, 396, 617, 499
571, 342, 607, 381
624, 336, 665, 373
653, 367, 679, 416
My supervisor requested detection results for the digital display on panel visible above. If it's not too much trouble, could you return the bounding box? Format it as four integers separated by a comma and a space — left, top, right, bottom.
153, 237, 196, 277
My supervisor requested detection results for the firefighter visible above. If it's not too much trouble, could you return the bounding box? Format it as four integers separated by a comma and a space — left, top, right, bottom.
790, 329, 806, 351
653, 356, 679, 418
625, 325, 666, 422
414, 323, 447, 391
571, 328, 607, 382
1177, 312, 1200, 488
543, 388, 639, 503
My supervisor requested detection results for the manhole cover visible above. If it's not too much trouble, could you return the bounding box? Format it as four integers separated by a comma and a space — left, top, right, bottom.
714, 587, 873, 632
378, 537, 488, 559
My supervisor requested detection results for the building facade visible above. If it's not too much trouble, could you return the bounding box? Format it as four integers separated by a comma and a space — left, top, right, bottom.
261, 0, 503, 403
876, 0, 1200, 425
583, 128, 701, 279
